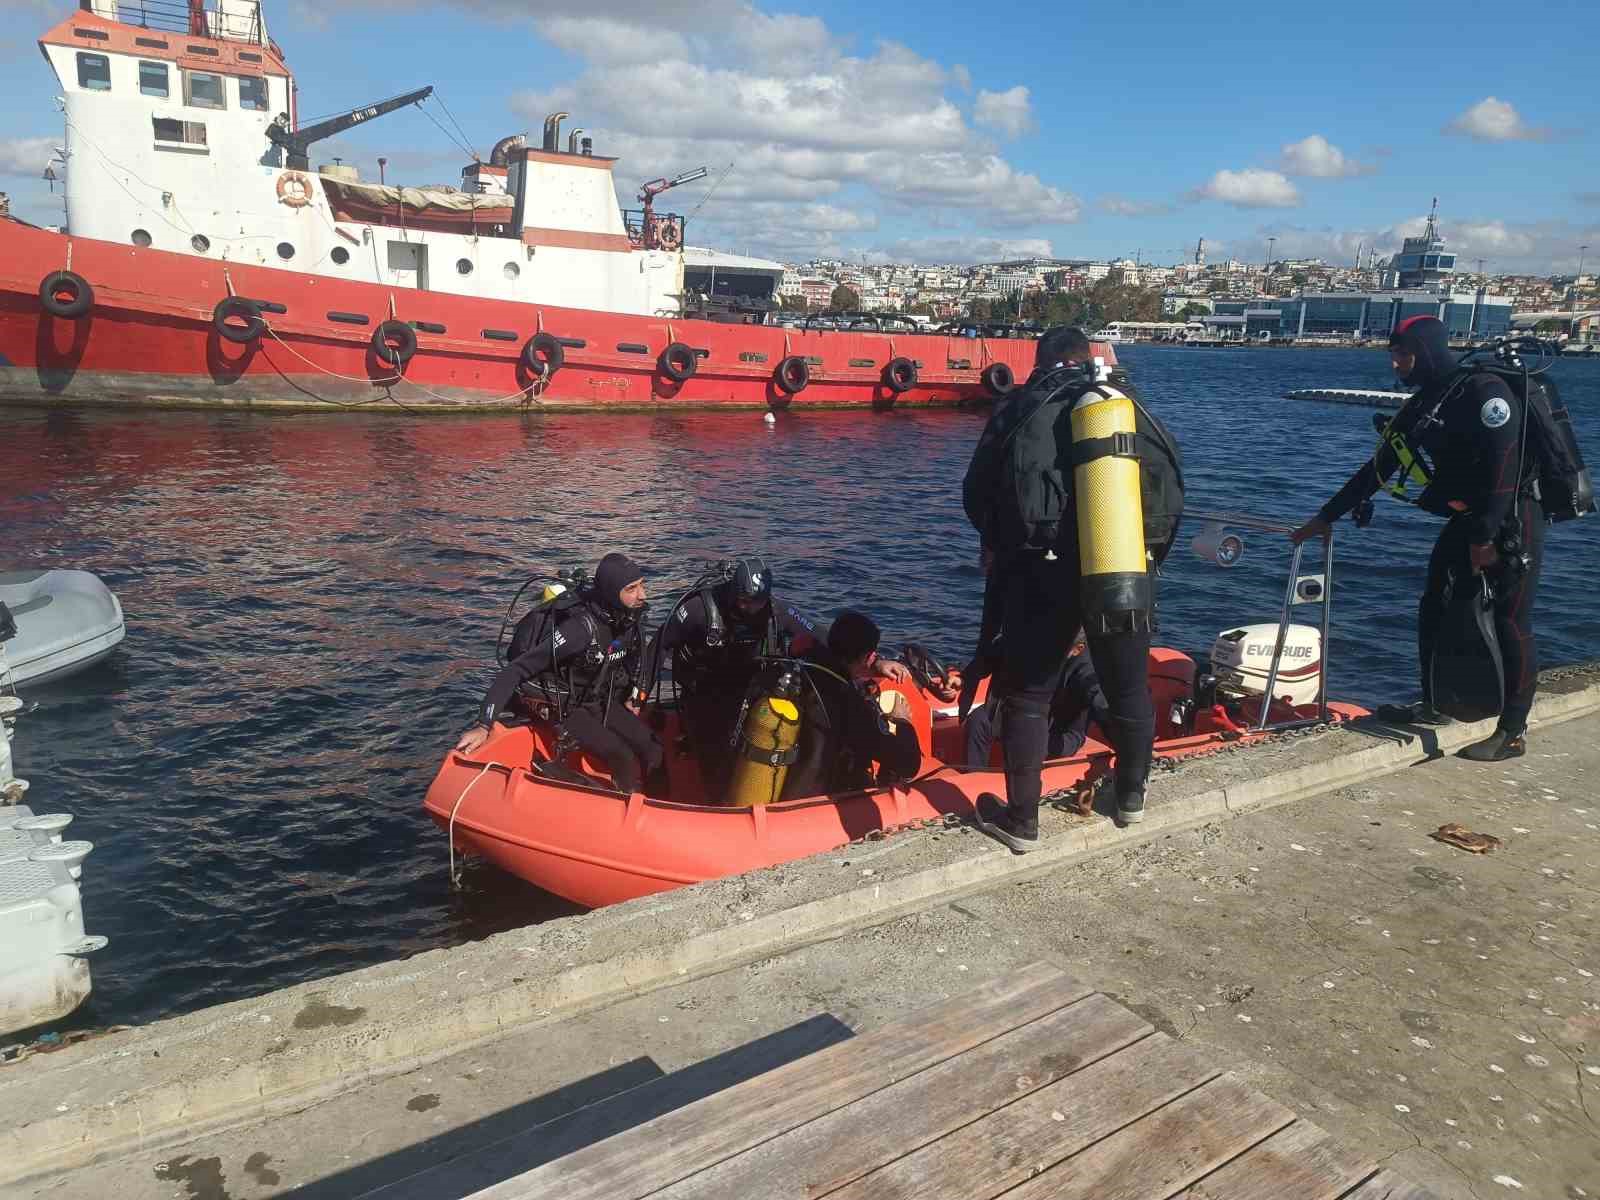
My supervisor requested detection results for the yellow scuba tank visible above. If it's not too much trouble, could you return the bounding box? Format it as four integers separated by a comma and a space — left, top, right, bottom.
1069, 359, 1153, 634
726, 671, 803, 807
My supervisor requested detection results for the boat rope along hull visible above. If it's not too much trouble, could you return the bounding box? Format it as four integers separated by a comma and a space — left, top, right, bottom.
0, 223, 1113, 412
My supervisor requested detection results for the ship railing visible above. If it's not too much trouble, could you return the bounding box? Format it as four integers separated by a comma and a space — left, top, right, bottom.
623, 210, 685, 251
105, 0, 267, 45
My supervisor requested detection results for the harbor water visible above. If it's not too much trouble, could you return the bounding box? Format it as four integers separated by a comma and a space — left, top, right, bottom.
1, 345, 1596, 1028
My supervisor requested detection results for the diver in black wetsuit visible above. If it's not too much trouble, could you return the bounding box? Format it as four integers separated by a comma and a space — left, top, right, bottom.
961, 638, 1108, 768
961, 326, 1166, 850
455, 553, 663, 793
782, 610, 923, 799
641, 557, 910, 798
639, 557, 818, 797
1291, 315, 1542, 762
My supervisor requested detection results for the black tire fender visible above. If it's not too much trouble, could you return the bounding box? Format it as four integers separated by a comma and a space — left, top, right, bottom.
522, 332, 565, 379
981, 361, 1015, 398
659, 341, 697, 382
39, 271, 93, 320
774, 355, 810, 394
883, 356, 917, 394
213, 296, 265, 344
372, 319, 417, 368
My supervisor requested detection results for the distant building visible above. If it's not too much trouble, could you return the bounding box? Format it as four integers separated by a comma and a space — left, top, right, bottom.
1384, 200, 1458, 291
1208, 290, 1513, 340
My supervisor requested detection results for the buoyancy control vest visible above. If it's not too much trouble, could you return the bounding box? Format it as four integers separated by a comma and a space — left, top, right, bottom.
1374, 362, 1594, 524
963, 366, 1185, 560
503, 578, 637, 718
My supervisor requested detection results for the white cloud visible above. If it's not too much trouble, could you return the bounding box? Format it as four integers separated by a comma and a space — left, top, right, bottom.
1278, 135, 1375, 179
868, 236, 1054, 265
315, 1, 1077, 257
974, 86, 1034, 138
1445, 97, 1552, 142
1193, 167, 1300, 209
1098, 195, 1173, 217
0, 136, 55, 177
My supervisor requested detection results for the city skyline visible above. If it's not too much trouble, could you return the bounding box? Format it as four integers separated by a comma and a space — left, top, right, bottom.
0, 0, 1594, 272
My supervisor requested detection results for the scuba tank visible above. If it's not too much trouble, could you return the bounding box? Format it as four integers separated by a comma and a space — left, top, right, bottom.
726, 669, 803, 807
1069, 358, 1153, 634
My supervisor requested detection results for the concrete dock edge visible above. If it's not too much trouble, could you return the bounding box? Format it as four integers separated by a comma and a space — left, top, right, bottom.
4, 666, 1598, 1184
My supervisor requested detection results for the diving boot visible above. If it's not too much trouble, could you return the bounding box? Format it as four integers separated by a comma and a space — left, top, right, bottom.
974, 794, 1040, 854
1116, 789, 1146, 827
1459, 729, 1526, 763
1374, 700, 1454, 727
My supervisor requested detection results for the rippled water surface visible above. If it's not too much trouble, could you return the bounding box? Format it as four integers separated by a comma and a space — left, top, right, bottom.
3, 345, 1597, 1027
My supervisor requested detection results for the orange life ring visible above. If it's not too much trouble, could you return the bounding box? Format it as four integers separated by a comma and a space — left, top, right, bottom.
654, 218, 682, 252
276, 172, 314, 208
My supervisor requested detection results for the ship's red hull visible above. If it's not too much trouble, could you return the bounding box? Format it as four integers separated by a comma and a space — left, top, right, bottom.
0, 221, 1106, 413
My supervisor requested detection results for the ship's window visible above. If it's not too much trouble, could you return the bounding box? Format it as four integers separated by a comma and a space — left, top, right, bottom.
330, 247, 351, 265
191, 234, 210, 253
135, 37, 169, 49
185, 71, 226, 110
239, 51, 263, 63
277, 242, 295, 260
238, 76, 268, 111
153, 117, 207, 147
76, 52, 111, 92
139, 61, 169, 99
503, 262, 520, 280
456, 258, 473, 275
131, 230, 152, 248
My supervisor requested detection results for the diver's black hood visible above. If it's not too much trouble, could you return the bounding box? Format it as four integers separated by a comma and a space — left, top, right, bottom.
593, 552, 644, 617
1389, 316, 1455, 387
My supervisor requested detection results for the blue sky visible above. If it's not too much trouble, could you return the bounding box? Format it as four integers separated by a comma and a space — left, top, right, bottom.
3, 0, 1596, 270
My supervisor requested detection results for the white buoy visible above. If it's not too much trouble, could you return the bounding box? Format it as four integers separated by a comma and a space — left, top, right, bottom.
763, 412, 776, 425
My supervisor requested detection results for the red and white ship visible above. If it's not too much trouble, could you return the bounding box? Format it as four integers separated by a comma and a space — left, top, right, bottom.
0, 0, 1110, 414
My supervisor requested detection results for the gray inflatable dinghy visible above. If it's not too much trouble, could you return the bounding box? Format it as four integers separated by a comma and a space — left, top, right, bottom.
0, 570, 125, 687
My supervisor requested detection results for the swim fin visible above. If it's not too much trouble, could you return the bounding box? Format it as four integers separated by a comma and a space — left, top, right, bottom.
1429, 570, 1504, 724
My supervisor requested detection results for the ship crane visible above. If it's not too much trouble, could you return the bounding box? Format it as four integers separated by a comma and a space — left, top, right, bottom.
267, 86, 436, 172
637, 167, 707, 251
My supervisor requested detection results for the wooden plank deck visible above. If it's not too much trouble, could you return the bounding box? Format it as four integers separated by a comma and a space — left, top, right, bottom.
466, 963, 1438, 1200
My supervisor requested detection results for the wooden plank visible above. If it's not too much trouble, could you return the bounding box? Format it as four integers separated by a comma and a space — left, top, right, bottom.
1175, 1120, 1378, 1199
826, 1032, 1225, 1200
1000, 1074, 1296, 1200
366, 1015, 853, 1200
654, 993, 1154, 1200
465, 962, 1090, 1200
1338, 1169, 1442, 1200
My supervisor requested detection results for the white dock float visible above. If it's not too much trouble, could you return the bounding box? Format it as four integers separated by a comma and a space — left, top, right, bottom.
1283, 387, 1409, 409
1, 697, 107, 1037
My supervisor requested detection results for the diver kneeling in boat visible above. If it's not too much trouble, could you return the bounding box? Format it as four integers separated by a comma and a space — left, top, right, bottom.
643, 556, 908, 797
961, 634, 1108, 768
780, 610, 923, 800
455, 553, 663, 794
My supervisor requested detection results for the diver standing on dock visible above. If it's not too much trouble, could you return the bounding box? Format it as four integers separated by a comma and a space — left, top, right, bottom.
1290, 316, 1546, 761
962, 327, 1177, 849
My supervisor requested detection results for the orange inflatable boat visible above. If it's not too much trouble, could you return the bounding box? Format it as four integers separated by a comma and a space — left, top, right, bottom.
424, 646, 1366, 908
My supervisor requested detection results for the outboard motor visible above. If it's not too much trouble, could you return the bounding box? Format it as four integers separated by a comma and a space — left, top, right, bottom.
1209, 623, 1322, 708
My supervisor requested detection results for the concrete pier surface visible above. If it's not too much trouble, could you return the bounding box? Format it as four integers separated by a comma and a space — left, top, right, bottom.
6, 665, 1599, 1199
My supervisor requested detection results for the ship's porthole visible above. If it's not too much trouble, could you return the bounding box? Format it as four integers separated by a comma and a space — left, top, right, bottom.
503, 262, 520, 280
277, 242, 295, 261
456, 258, 473, 276
330, 246, 350, 265
191, 234, 210, 253
132, 229, 153, 248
